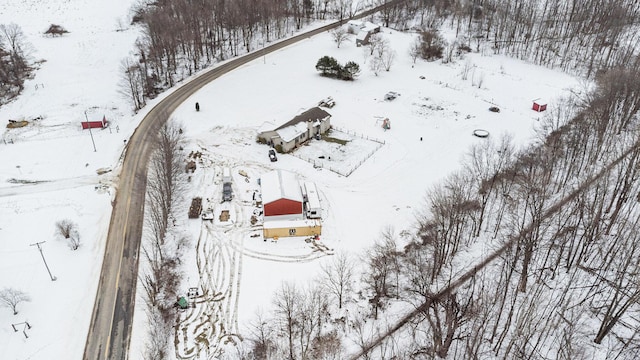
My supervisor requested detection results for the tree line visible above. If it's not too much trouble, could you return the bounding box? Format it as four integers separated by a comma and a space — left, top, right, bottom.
122, 0, 640, 111
361, 64, 640, 358
140, 121, 190, 359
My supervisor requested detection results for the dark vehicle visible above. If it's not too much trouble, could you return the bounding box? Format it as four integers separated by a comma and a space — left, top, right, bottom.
223, 183, 232, 201
268, 149, 278, 162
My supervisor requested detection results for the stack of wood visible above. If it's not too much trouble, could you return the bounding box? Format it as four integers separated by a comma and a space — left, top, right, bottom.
188, 197, 202, 218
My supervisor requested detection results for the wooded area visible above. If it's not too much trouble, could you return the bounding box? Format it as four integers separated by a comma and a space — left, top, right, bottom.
124, 0, 640, 358
122, 0, 640, 111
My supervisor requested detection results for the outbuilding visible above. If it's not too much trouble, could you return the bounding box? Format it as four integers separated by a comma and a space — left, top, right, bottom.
263, 219, 322, 239
81, 115, 108, 129
532, 98, 547, 112
261, 170, 304, 220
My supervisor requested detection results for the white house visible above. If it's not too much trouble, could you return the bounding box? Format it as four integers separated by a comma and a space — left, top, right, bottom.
257, 107, 331, 153
347, 20, 381, 46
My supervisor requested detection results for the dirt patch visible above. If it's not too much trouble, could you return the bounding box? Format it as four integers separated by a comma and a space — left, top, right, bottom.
219, 210, 230, 222
6, 120, 28, 129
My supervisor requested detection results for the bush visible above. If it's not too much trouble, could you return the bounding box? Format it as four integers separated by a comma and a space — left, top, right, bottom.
315, 56, 360, 81
316, 56, 341, 77
44, 24, 68, 36
339, 61, 360, 80
419, 30, 446, 61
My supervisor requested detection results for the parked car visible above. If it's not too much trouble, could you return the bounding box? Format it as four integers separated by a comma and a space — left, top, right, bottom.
223, 183, 232, 202
268, 149, 277, 162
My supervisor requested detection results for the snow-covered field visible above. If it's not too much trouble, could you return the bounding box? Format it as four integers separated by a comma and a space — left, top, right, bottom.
0, 1, 581, 359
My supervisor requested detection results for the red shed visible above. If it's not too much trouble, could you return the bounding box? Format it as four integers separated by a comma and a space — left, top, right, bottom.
82, 115, 108, 129
532, 99, 547, 112
261, 170, 303, 220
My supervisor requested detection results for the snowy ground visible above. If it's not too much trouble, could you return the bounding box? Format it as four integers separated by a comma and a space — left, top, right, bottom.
154, 26, 581, 358
0, 1, 582, 359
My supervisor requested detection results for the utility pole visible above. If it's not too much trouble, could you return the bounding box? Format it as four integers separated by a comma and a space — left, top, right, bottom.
30, 241, 56, 281
84, 110, 97, 152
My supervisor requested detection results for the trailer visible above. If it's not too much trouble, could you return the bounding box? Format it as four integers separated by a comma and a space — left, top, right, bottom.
302, 181, 321, 219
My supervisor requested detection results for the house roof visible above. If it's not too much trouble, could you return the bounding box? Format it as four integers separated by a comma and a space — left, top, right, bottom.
533, 98, 547, 104
362, 22, 380, 32
356, 31, 369, 41
261, 169, 303, 204
277, 121, 309, 143
276, 107, 330, 131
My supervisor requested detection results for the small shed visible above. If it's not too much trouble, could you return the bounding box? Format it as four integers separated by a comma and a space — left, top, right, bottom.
532, 99, 547, 112
82, 115, 108, 129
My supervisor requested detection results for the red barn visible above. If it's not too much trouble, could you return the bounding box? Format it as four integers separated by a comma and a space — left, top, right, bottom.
532, 99, 547, 112
261, 170, 303, 220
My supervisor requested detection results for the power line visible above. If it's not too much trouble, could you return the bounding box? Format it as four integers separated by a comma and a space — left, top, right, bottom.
348, 141, 640, 360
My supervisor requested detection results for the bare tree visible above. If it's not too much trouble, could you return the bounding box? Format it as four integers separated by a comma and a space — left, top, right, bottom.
362, 229, 399, 319
320, 252, 354, 309
409, 37, 421, 65
273, 281, 301, 360
143, 305, 172, 360
331, 27, 349, 48
298, 284, 330, 359
120, 57, 146, 111
0, 23, 30, 102
381, 48, 396, 72
55, 219, 75, 239
0, 287, 30, 315
247, 308, 277, 359
368, 34, 384, 56
461, 59, 473, 81
55, 219, 81, 250
146, 120, 186, 252
309, 330, 343, 360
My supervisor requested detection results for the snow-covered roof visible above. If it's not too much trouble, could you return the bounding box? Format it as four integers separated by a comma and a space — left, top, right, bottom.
362, 22, 379, 32
277, 121, 308, 142
356, 31, 368, 41
276, 107, 330, 131
258, 121, 276, 133
533, 98, 547, 104
267, 107, 330, 142
261, 170, 303, 204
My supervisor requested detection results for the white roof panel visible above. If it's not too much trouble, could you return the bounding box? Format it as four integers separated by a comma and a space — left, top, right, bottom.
261, 170, 303, 204
277, 122, 308, 143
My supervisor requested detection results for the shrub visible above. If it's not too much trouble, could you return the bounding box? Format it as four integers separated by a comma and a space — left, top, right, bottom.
339, 61, 360, 80
419, 30, 446, 61
315, 56, 360, 81
315, 56, 341, 77
44, 24, 68, 36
